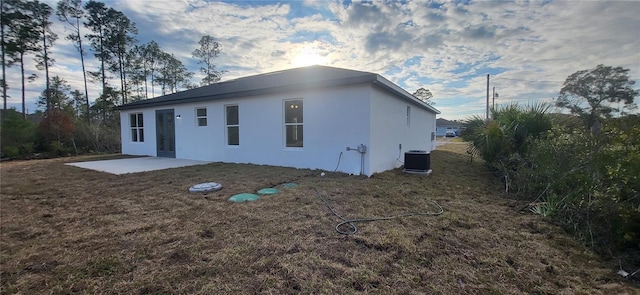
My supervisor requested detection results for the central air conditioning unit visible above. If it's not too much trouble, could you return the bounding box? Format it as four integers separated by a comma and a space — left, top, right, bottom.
404, 150, 432, 175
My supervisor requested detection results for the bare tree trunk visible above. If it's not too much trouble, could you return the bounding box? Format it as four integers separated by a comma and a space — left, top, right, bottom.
99, 27, 106, 91
20, 54, 25, 119
76, 15, 90, 125
122, 68, 127, 104
119, 54, 125, 105
143, 64, 148, 99
42, 16, 50, 114
1, 0, 6, 111
150, 65, 154, 97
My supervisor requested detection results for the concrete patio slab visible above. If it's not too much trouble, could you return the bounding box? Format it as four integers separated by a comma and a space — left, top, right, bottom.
66, 157, 212, 175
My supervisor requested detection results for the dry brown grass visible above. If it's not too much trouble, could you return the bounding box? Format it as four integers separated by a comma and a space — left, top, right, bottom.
1, 144, 636, 294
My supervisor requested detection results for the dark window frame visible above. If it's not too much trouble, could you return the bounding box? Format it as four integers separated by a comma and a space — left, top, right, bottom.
225, 105, 239, 146
196, 107, 207, 126
130, 113, 144, 142
284, 99, 303, 148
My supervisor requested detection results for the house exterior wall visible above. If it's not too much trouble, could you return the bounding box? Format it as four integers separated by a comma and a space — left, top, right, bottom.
369, 86, 436, 175
120, 111, 157, 156
120, 83, 437, 176
120, 84, 372, 174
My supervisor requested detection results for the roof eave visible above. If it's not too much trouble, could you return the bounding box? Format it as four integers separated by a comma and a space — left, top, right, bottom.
372, 76, 441, 114
118, 74, 378, 111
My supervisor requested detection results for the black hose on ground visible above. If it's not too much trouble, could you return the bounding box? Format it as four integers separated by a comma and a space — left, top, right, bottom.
314, 188, 444, 235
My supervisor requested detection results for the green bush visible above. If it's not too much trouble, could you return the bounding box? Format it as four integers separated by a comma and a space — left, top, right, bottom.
2, 146, 20, 158
33, 110, 77, 157
1, 104, 122, 159
47, 140, 74, 157
73, 120, 121, 154
463, 107, 639, 253
0, 109, 37, 159
514, 122, 639, 251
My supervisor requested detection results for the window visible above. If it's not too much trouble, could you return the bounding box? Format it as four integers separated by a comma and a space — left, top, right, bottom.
196, 107, 207, 126
226, 105, 239, 145
130, 113, 144, 142
406, 106, 411, 127
284, 99, 303, 148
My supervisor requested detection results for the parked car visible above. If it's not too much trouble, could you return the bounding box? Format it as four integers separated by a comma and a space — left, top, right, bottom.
445, 130, 456, 137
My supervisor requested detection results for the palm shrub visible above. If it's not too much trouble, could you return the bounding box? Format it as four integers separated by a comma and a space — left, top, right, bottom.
462, 103, 552, 192
461, 115, 505, 163
491, 103, 552, 154
463, 103, 552, 160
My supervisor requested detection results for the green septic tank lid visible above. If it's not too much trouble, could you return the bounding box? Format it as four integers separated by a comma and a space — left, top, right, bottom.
228, 193, 260, 202
257, 188, 280, 195
281, 183, 298, 189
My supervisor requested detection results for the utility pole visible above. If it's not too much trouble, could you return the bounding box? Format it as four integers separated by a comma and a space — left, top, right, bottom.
486, 74, 490, 120
491, 86, 496, 109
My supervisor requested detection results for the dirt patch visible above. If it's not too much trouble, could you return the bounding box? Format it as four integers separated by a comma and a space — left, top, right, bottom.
0, 144, 635, 293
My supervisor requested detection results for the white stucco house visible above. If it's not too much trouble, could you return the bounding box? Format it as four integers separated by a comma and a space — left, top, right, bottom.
118, 65, 440, 176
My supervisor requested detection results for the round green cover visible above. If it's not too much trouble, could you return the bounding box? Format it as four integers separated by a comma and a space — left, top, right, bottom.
257, 188, 280, 195
281, 183, 299, 189
228, 193, 260, 202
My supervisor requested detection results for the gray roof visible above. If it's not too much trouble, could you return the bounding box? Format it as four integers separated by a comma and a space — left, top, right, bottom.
118, 65, 440, 114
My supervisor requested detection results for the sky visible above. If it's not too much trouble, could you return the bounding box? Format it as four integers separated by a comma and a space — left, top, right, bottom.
4, 0, 640, 120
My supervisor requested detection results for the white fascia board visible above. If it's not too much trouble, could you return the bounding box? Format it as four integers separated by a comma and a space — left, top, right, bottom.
372, 75, 441, 115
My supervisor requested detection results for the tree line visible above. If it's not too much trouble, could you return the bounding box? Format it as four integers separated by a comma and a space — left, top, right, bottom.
1, 0, 224, 157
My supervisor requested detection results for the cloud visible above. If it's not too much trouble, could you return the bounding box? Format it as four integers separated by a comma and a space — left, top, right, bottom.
365, 31, 411, 52
340, 1, 388, 29
270, 50, 287, 58
4, 0, 638, 120
461, 25, 497, 40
